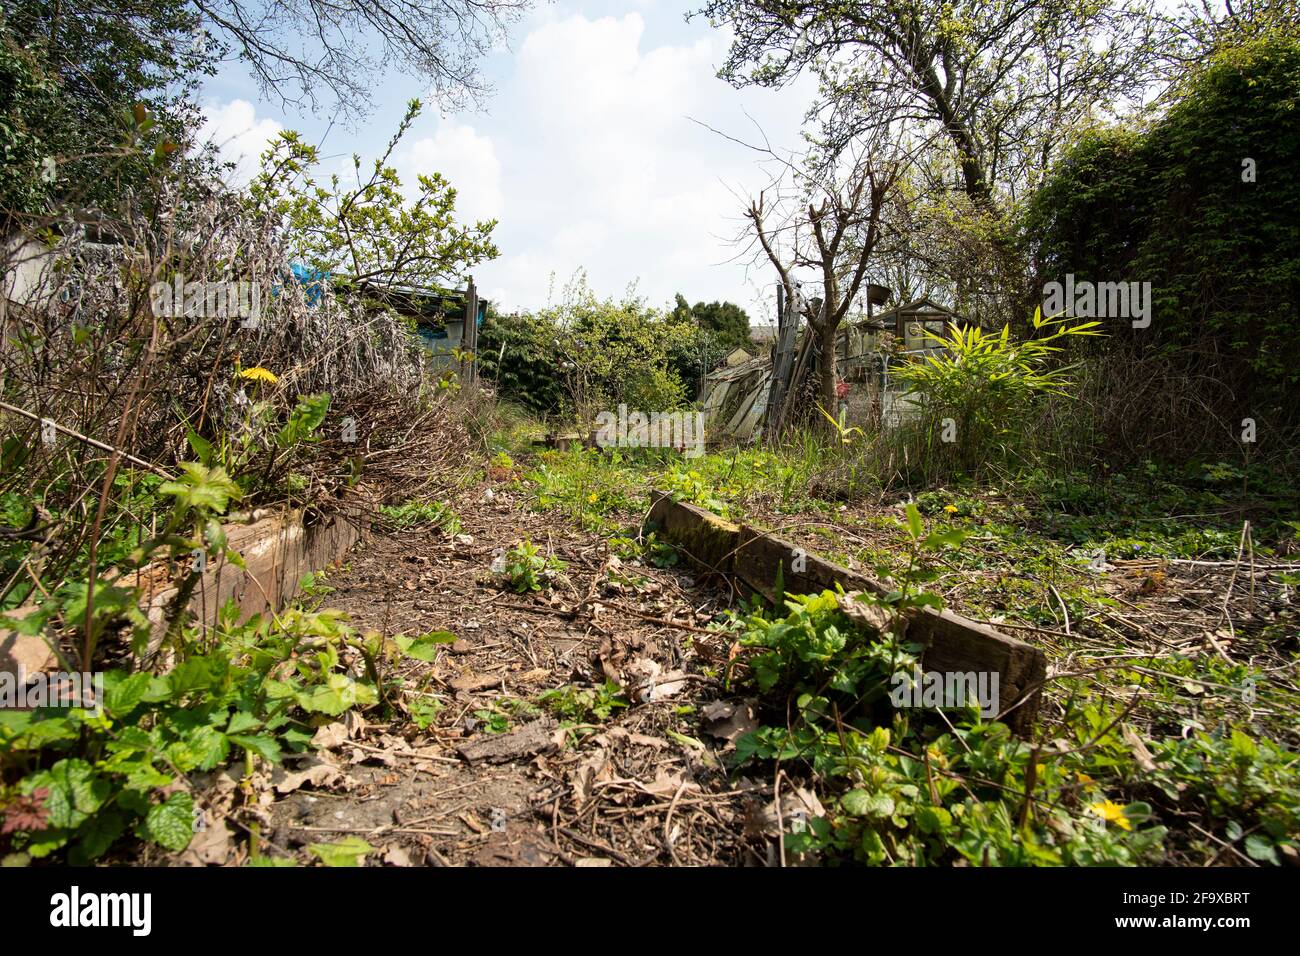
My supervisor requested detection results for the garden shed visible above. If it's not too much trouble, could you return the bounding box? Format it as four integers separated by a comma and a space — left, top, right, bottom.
351, 277, 487, 374
838, 297, 966, 382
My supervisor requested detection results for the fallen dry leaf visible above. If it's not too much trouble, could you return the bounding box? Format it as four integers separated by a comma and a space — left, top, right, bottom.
1121, 724, 1158, 772
570, 747, 613, 804
272, 755, 351, 794
312, 722, 348, 750
450, 672, 502, 694
178, 820, 233, 866
638, 769, 699, 799
383, 845, 414, 867
700, 699, 758, 748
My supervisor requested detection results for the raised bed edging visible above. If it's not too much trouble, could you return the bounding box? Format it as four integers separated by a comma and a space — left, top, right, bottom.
134, 507, 365, 642
2, 506, 365, 675
645, 490, 1045, 734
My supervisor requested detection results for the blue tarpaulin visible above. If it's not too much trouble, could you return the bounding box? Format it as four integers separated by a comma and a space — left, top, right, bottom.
289, 263, 329, 307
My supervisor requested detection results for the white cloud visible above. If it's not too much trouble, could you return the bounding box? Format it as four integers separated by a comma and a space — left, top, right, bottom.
195, 6, 813, 319
401, 124, 504, 224
198, 99, 282, 185
469, 10, 811, 317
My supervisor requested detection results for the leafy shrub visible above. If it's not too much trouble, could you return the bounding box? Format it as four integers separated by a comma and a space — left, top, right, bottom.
480, 273, 691, 422
1024, 33, 1300, 433
494, 539, 567, 593
891, 308, 1101, 480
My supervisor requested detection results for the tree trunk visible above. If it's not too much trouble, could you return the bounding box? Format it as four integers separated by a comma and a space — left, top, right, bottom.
818, 323, 837, 416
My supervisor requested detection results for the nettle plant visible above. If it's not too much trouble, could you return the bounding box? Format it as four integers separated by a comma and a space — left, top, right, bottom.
0, 455, 444, 865
727, 505, 1167, 865
494, 539, 568, 594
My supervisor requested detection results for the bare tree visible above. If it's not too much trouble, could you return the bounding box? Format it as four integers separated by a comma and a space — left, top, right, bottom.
744, 138, 905, 417
697, 0, 1162, 210
193, 0, 532, 113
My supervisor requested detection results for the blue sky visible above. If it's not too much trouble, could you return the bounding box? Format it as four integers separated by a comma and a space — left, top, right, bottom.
198, 0, 814, 320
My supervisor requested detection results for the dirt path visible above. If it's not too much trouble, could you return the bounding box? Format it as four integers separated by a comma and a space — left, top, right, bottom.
254, 478, 773, 867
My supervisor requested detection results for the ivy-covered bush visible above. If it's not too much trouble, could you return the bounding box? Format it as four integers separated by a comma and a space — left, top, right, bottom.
477, 309, 570, 416
1023, 33, 1300, 418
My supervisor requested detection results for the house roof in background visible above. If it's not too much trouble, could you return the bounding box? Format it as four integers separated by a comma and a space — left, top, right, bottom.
855, 297, 971, 331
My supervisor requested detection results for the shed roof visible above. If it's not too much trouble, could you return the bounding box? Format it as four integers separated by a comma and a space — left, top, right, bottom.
856, 297, 963, 330
344, 277, 488, 328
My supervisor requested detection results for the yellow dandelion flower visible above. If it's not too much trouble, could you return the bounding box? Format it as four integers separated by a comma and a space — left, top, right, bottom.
238, 366, 278, 384
587, 493, 597, 503
1088, 800, 1132, 831
943, 504, 958, 514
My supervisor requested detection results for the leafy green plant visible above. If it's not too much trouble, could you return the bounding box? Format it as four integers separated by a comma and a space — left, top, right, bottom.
184, 390, 331, 500
645, 532, 680, 569
726, 504, 1171, 866
892, 308, 1101, 479
816, 403, 863, 446
1146, 728, 1300, 866
733, 590, 914, 704
379, 498, 462, 534
297, 571, 336, 605
472, 697, 538, 734
661, 465, 726, 514
407, 696, 443, 731
495, 539, 567, 593
0, 445, 439, 864
730, 591, 1170, 865
0, 601, 412, 862
539, 682, 628, 724
472, 708, 512, 735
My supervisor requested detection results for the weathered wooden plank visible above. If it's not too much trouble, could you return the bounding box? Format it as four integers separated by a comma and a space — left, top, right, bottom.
904, 605, 1045, 733
645, 491, 739, 574
733, 524, 887, 600
134, 507, 364, 637
647, 491, 1046, 734
3, 506, 366, 677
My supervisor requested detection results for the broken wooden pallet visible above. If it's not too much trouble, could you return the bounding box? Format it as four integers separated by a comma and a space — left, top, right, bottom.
644, 490, 1046, 734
